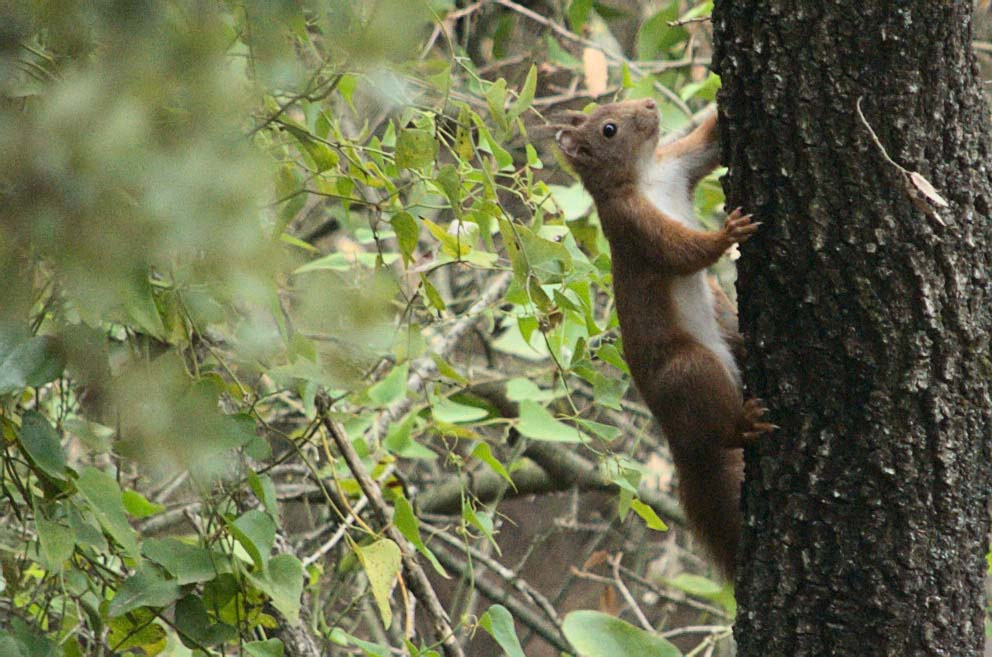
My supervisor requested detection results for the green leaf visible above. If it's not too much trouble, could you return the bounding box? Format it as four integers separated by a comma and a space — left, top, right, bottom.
75, 467, 140, 559
562, 610, 681, 657
229, 509, 276, 570
679, 72, 721, 102
461, 499, 499, 552
121, 490, 165, 518
592, 371, 628, 410
506, 377, 558, 402
471, 442, 513, 487
630, 498, 668, 531
19, 411, 66, 481
0, 336, 66, 395
249, 471, 280, 523
143, 537, 225, 585
508, 65, 537, 124
123, 274, 168, 339
471, 113, 513, 170
567, 0, 594, 31
525, 143, 543, 169
677, 0, 713, 21
667, 574, 736, 615
384, 413, 437, 460
479, 604, 526, 657
330, 629, 391, 657
430, 353, 468, 385
548, 183, 594, 221
575, 419, 621, 443
454, 104, 475, 160
355, 539, 402, 628
390, 212, 420, 265
107, 609, 167, 655
283, 121, 339, 172
0, 636, 20, 657
279, 231, 320, 253
666, 573, 722, 598
430, 394, 488, 424
636, 4, 686, 61
107, 565, 181, 617
174, 595, 238, 648
249, 554, 304, 624
393, 494, 447, 577
35, 513, 75, 572
485, 78, 508, 133
368, 362, 410, 406
516, 401, 587, 443
421, 275, 446, 311
294, 250, 401, 273
0, 321, 29, 363
595, 342, 630, 374
395, 128, 437, 169
434, 164, 462, 209
246, 639, 285, 657
422, 218, 469, 258
516, 224, 572, 279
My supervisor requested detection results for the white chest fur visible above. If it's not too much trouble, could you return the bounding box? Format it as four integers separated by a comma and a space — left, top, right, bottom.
637, 157, 740, 385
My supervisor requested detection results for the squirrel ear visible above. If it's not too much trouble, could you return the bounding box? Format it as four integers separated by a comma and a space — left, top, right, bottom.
556, 129, 581, 158
558, 109, 589, 127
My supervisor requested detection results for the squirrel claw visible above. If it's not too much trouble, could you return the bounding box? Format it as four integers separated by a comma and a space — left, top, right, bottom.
731, 399, 776, 448
723, 209, 760, 244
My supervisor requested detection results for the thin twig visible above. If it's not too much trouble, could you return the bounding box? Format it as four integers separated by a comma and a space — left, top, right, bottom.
490, 0, 694, 117
661, 625, 731, 639
428, 541, 574, 654
369, 271, 513, 443
610, 552, 653, 632
668, 16, 711, 27
318, 400, 465, 657
302, 496, 369, 568
421, 523, 563, 626
855, 96, 906, 174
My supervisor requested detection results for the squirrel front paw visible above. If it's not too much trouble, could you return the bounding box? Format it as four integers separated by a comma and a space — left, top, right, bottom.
721, 207, 760, 245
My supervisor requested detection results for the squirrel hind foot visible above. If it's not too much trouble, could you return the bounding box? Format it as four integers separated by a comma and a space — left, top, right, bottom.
725, 398, 776, 449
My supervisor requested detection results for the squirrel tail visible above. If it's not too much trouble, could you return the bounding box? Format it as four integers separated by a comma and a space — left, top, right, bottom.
673, 450, 744, 580
640, 340, 747, 580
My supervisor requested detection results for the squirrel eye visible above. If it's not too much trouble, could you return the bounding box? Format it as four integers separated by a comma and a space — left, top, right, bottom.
602, 122, 617, 138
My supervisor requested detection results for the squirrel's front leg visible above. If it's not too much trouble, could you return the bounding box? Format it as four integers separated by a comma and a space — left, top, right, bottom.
638, 205, 759, 275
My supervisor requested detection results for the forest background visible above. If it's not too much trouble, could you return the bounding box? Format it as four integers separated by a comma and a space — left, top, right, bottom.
2, 2, 992, 657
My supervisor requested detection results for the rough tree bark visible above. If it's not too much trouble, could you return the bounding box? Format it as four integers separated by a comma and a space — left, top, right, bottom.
712, 2, 992, 655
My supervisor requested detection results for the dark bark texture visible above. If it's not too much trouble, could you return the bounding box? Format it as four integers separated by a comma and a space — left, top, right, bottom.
712, 2, 992, 655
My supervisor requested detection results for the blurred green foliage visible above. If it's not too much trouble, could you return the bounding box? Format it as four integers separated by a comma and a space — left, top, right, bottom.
0, 1, 729, 655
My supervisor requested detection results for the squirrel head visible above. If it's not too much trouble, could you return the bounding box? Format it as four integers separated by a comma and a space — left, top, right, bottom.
552, 98, 660, 198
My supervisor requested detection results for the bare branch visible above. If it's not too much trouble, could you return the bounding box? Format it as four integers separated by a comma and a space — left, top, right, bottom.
319, 399, 465, 657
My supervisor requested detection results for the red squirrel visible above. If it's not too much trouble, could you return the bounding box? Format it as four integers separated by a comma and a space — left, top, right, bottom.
551, 98, 773, 578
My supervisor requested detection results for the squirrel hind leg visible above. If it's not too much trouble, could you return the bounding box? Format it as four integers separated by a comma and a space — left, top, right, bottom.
643, 340, 743, 462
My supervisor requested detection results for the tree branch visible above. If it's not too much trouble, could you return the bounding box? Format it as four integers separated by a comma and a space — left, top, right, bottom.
369, 271, 513, 443
318, 398, 465, 657
428, 540, 574, 654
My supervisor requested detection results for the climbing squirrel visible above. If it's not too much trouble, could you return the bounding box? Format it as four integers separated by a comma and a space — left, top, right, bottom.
551, 98, 773, 579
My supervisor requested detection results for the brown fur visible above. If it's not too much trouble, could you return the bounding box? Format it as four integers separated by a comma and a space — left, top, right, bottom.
553, 100, 772, 579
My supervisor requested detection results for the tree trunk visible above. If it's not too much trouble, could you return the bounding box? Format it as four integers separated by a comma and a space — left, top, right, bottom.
712, 2, 992, 655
